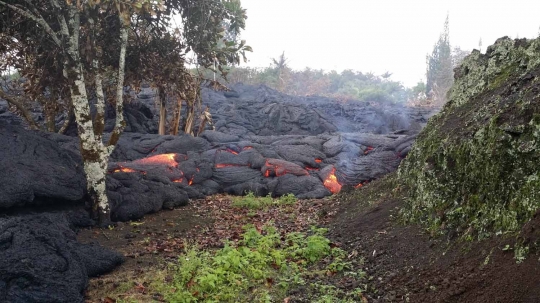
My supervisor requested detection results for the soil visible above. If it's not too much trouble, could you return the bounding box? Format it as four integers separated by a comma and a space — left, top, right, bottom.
80, 179, 540, 303
79, 195, 342, 302
330, 177, 540, 303
79, 201, 214, 302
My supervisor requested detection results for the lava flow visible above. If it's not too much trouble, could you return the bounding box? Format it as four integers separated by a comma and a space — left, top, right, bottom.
354, 180, 370, 189
133, 153, 179, 167
263, 159, 308, 177
323, 167, 342, 194
364, 146, 374, 155
225, 148, 239, 155
215, 163, 246, 168
112, 166, 137, 173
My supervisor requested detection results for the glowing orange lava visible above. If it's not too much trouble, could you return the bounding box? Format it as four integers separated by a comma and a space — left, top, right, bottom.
173, 178, 184, 183
225, 148, 239, 155
305, 166, 319, 171
113, 167, 136, 173
323, 167, 342, 194
188, 177, 194, 186
315, 158, 322, 163
243, 146, 253, 150
263, 159, 308, 177
134, 153, 178, 167
354, 183, 363, 189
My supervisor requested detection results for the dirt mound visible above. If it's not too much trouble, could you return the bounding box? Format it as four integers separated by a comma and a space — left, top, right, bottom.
331, 176, 540, 302
398, 37, 540, 238
0, 213, 123, 303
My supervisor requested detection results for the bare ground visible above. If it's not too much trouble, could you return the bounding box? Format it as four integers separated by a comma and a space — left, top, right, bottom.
80, 178, 540, 302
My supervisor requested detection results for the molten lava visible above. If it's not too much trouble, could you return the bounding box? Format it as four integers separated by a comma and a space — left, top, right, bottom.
263, 159, 308, 177
305, 166, 319, 171
173, 178, 184, 183
242, 146, 253, 150
188, 177, 194, 186
215, 163, 246, 168
315, 158, 322, 163
364, 146, 374, 155
134, 153, 179, 167
323, 167, 342, 194
354, 180, 370, 189
113, 166, 137, 173
225, 148, 239, 155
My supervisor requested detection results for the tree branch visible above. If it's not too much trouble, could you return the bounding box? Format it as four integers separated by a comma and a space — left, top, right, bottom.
58, 104, 73, 134
0, 0, 61, 47
0, 88, 39, 130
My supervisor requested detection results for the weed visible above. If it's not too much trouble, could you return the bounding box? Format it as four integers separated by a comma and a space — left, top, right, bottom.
232, 192, 297, 210
514, 244, 529, 264
142, 224, 351, 302
277, 193, 297, 205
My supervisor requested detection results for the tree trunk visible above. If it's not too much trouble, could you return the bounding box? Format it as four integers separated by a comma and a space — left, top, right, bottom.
184, 104, 195, 136
45, 109, 56, 132
169, 98, 182, 135
93, 59, 106, 141
158, 87, 166, 135
67, 62, 111, 225
106, 23, 128, 147
62, 7, 111, 225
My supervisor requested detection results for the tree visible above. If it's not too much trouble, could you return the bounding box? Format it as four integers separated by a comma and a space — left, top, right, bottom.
151, 0, 250, 136
452, 46, 470, 69
425, 14, 453, 104
271, 51, 290, 91
0, 0, 249, 224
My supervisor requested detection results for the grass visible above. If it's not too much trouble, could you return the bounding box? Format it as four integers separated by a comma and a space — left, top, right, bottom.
232, 192, 297, 209
112, 224, 365, 303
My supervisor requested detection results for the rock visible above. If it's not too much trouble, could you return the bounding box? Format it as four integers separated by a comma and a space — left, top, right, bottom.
0, 213, 123, 303
399, 37, 540, 237
0, 120, 86, 209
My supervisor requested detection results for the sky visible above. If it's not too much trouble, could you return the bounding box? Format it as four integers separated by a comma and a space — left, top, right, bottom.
238, 0, 540, 87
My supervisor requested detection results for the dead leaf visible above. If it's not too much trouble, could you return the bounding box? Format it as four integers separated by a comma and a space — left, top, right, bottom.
134, 283, 145, 293
186, 278, 196, 288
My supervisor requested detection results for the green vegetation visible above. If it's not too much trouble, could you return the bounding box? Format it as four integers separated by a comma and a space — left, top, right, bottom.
117, 224, 364, 302
398, 37, 540, 241
232, 192, 297, 209
197, 64, 411, 104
